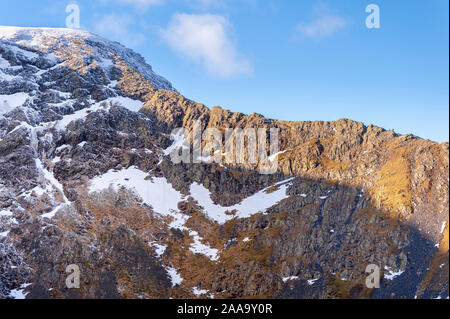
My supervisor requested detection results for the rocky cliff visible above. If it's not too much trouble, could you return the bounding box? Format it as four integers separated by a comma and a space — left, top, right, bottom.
0, 26, 448, 299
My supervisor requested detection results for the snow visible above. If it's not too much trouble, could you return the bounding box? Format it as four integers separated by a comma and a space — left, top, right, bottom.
56, 91, 72, 99
35, 159, 70, 219
88, 167, 222, 261
0, 208, 16, 237
56, 144, 70, 152
108, 80, 118, 88
109, 96, 144, 113
77, 141, 87, 148
41, 204, 68, 219
166, 267, 183, 287
192, 287, 209, 296
196, 155, 212, 163
441, 221, 446, 234
319, 196, 328, 200
89, 167, 183, 216
8, 283, 32, 299
0, 230, 10, 237
189, 230, 219, 261
51, 97, 143, 130
88, 168, 295, 262
300, 194, 307, 198
27, 186, 45, 197
35, 159, 68, 203
149, 242, 167, 258
0, 55, 10, 68
307, 278, 319, 285
0, 69, 19, 81
163, 131, 188, 156
282, 276, 298, 283
52, 156, 61, 164
6, 44, 38, 61
98, 57, 114, 69
268, 151, 286, 162
384, 266, 405, 280
189, 178, 294, 224
242, 237, 250, 242
0, 209, 13, 217
54, 100, 108, 130
0, 26, 175, 91
0, 93, 30, 115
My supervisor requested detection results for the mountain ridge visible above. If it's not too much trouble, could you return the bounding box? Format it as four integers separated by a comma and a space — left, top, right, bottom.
0, 26, 448, 299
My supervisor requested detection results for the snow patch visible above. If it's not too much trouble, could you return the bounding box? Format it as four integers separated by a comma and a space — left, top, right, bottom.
192, 287, 209, 296
77, 141, 87, 148
56, 144, 70, 153
36, 159, 68, 203
8, 283, 32, 299
52, 97, 143, 130
109, 96, 144, 113
189, 230, 219, 261
268, 151, 286, 162
189, 178, 294, 224
0, 210, 13, 217
166, 267, 183, 287
441, 221, 446, 234
307, 278, 319, 286
0, 230, 10, 237
384, 266, 404, 280
52, 156, 61, 164
282, 276, 298, 283
0, 93, 30, 115
0, 55, 10, 68
163, 131, 188, 156
89, 167, 183, 216
149, 242, 167, 258
88, 167, 222, 262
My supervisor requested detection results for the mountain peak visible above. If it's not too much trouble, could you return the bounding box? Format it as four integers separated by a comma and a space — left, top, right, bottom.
0, 25, 448, 301
0, 26, 106, 50
0, 25, 175, 92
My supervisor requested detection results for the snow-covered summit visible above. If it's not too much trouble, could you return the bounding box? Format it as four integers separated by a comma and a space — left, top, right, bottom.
0, 26, 175, 91
0, 26, 98, 44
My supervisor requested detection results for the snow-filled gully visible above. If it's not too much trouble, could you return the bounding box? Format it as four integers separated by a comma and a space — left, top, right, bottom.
89, 166, 294, 263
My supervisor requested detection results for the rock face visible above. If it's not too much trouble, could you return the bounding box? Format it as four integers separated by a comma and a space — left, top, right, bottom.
0, 26, 448, 299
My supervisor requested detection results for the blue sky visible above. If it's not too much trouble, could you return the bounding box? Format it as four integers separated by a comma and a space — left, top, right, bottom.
0, 0, 448, 142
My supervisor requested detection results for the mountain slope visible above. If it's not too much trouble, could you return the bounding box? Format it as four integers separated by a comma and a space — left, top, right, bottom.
0, 27, 448, 299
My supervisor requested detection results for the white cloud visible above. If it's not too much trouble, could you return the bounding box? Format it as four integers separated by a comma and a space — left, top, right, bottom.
161, 13, 252, 78
295, 5, 347, 39
94, 14, 146, 47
